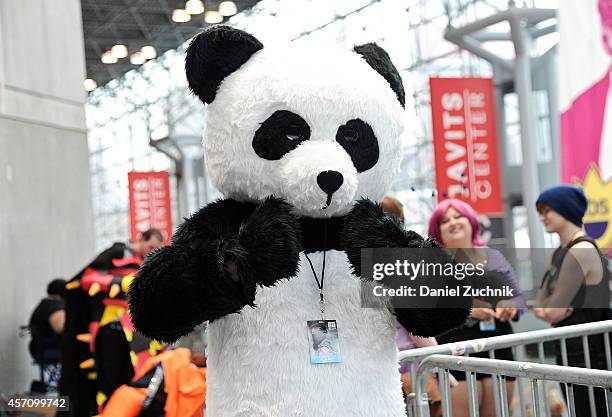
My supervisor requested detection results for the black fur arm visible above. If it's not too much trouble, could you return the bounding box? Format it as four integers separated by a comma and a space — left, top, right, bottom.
341, 199, 470, 337
129, 197, 301, 343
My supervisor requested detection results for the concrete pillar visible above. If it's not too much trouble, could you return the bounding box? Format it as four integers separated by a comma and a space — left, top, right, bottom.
510, 18, 546, 249
0, 0, 95, 393
173, 135, 206, 217
492, 66, 518, 250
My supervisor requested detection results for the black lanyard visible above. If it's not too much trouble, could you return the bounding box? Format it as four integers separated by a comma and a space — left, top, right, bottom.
304, 221, 328, 319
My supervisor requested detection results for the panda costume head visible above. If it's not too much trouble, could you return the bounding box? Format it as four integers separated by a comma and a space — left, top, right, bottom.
130, 26, 468, 417
186, 26, 406, 218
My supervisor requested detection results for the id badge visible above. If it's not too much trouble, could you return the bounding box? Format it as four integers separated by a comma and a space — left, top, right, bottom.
307, 320, 342, 364
479, 317, 496, 331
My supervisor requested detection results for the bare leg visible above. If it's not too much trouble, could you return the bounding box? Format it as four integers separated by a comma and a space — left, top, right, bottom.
450, 380, 484, 417
480, 377, 515, 417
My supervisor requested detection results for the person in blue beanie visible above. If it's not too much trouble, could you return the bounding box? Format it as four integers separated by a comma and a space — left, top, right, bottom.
535, 185, 588, 229
534, 184, 611, 416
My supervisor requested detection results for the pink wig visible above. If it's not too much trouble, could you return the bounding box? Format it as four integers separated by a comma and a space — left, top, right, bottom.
428, 198, 485, 247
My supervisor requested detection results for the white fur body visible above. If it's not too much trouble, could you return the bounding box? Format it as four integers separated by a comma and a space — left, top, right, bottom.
206, 251, 406, 417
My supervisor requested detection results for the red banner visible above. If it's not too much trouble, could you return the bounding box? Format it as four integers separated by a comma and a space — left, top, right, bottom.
430, 77, 503, 215
128, 171, 172, 244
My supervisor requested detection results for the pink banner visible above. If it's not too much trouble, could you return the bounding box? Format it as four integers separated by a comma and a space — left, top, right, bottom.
559, 0, 612, 249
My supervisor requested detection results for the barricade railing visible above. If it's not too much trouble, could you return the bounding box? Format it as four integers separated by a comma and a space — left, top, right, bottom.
414, 355, 612, 417
399, 319, 612, 417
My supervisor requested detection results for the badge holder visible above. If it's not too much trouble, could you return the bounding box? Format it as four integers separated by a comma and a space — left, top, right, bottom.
479, 317, 496, 331
304, 224, 342, 364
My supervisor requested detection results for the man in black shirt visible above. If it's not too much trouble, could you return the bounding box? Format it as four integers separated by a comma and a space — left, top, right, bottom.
28, 278, 67, 364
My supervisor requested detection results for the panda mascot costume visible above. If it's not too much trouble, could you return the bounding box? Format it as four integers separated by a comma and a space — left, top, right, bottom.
129, 26, 469, 417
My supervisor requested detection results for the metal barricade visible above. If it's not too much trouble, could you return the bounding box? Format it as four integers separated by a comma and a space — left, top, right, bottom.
414, 355, 612, 417
400, 320, 612, 417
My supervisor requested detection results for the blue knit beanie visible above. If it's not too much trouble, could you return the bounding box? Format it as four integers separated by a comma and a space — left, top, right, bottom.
535, 185, 588, 226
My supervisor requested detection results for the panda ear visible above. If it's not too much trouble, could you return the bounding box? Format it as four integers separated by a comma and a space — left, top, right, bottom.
186, 26, 263, 104
353, 43, 405, 108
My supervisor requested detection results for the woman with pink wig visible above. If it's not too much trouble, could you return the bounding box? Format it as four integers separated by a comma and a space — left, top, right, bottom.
428, 199, 524, 417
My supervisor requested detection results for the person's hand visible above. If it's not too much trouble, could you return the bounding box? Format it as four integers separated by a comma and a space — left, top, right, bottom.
495, 300, 518, 322
470, 307, 496, 320
550, 307, 574, 324
533, 307, 545, 320
449, 373, 459, 388
533, 307, 574, 324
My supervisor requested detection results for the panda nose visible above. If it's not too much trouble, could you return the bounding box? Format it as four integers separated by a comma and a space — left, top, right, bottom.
317, 171, 344, 195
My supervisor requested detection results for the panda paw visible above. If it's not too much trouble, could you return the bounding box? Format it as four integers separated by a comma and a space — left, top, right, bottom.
238, 196, 302, 286
129, 244, 210, 342
341, 198, 424, 276
341, 200, 472, 336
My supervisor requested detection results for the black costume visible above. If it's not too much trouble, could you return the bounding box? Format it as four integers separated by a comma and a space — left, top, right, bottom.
541, 236, 610, 416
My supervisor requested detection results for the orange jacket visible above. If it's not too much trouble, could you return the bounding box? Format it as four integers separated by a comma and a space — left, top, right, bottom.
101, 348, 206, 417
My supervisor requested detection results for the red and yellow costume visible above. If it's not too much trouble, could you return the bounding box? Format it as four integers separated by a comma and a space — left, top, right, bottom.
59, 243, 164, 416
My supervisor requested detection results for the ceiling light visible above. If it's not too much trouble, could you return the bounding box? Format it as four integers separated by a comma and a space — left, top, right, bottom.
204, 10, 223, 24
130, 51, 145, 65
141, 45, 157, 60
111, 44, 128, 59
101, 51, 118, 64
218, 1, 237, 16
185, 0, 204, 15
83, 79, 97, 91
172, 9, 191, 22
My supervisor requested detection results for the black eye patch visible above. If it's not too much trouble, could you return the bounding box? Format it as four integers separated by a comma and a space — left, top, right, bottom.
253, 110, 311, 160
336, 119, 379, 172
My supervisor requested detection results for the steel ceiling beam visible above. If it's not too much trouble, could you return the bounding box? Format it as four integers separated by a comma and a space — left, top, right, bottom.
82, 0, 260, 86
